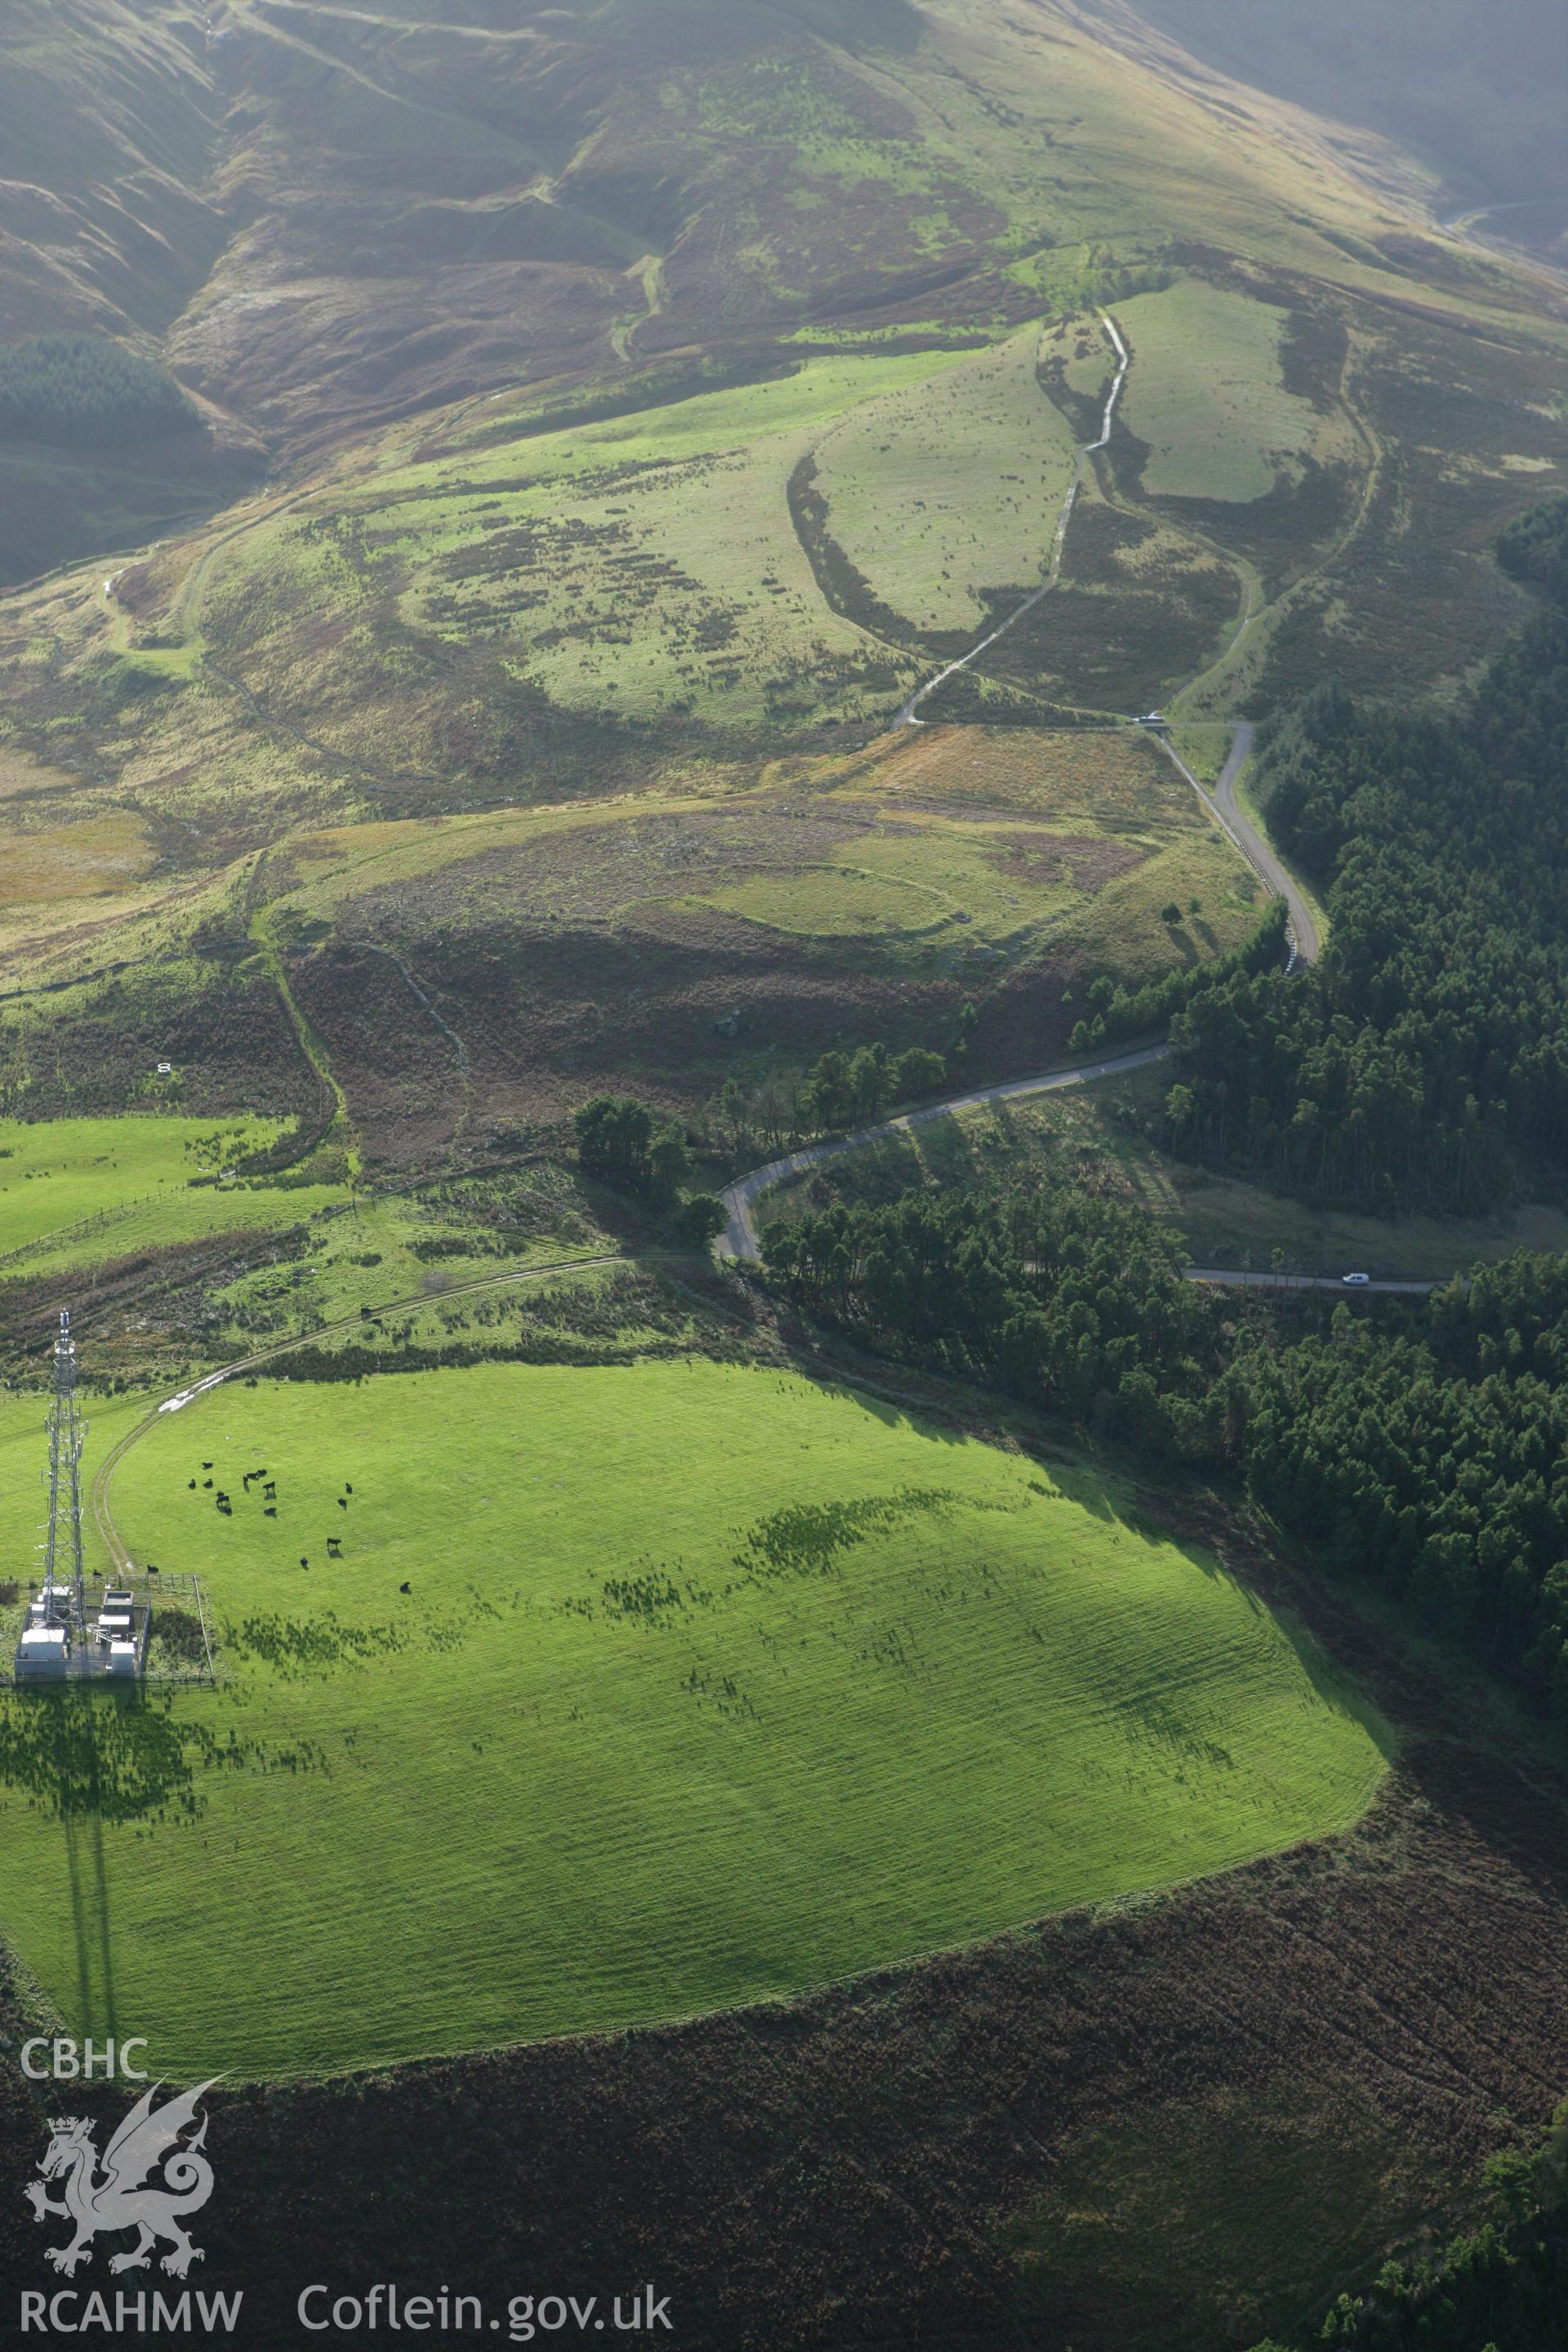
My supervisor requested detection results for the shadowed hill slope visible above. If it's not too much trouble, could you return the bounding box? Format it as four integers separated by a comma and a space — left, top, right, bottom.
1094, 0, 1568, 225
0, 0, 222, 341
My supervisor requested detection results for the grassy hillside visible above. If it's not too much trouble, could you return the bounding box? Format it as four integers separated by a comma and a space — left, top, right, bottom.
243, 724, 1258, 1141
215, 354, 961, 735
0, 0, 1559, 1187
0, 1111, 345, 1286
0, 1358, 1386, 2077
809, 323, 1080, 635
2, 0, 1568, 733
1114, 283, 1352, 506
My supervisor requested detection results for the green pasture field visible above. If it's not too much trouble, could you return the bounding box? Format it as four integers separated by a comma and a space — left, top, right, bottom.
0, 0, 1563, 858
757, 1062, 1568, 1281
693, 862, 956, 940
811, 323, 1080, 632
0, 1112, 345, 1285
1114, 281, 1353, 503
203, 354, 982, 734
0, 1359, 1387, 2080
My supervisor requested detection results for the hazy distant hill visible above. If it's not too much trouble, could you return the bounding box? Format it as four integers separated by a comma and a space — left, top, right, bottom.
0, 0, 1561, 749
1101, 0, 1568, 222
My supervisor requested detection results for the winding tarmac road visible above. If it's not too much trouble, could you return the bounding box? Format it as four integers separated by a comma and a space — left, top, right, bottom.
82, 282, 1372, 1573
718, 1044, 1173, 1261
1160, 721, 1320, 969
1187, 1268, 1436, 1296
710, 816, 1421, 1290
715, 685, 1332, 1270
717, 1080, 1437, 1292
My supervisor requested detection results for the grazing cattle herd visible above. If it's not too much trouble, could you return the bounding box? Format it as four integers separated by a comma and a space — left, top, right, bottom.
182, 1457, 398, 1588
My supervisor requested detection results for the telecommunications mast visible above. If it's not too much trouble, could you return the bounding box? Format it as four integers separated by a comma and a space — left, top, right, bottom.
42, 1309, 87, 1634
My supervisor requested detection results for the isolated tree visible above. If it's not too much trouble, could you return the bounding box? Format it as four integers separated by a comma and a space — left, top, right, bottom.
573, 1095, 654, 1192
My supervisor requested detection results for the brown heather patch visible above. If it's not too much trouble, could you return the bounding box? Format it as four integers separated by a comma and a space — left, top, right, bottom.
983, 827, 1152, 894
0, 813, 156, 905
866, 722, 1198, 824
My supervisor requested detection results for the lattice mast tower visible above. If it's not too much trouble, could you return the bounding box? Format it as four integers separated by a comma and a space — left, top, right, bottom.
42, 1310, 87, 1633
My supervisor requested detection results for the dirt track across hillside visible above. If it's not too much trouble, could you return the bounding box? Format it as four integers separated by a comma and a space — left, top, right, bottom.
896, 311, 1132, 724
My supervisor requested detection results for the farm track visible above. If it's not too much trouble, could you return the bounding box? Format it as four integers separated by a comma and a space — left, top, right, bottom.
89, 1248, 625, 1575
895, 312, 1132, 726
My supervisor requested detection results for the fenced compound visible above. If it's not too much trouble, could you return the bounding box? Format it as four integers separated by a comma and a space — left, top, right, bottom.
5, 1570, 216, 1687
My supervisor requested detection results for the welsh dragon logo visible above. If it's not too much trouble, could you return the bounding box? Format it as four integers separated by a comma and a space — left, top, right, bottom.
25, 2078, 221, 2278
